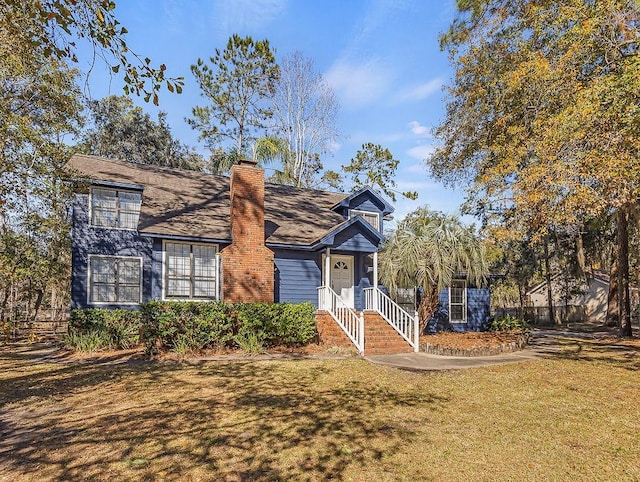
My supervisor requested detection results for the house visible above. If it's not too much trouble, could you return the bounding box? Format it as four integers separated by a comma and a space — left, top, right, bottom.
393, 284, 491, 333
65, 154, 489, 354
67, 154, 416, 354
427, 280, 491, 332
526, 272, 639, 324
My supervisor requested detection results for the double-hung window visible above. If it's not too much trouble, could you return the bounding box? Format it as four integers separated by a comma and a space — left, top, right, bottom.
349, 209, 380, 231
449, 280, 467, 323
91, 187, 141, 229
165, 242, 218, 300
89, 255, 142, 304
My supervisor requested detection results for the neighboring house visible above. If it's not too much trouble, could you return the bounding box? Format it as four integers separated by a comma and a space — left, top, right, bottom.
526, 272, 639, 323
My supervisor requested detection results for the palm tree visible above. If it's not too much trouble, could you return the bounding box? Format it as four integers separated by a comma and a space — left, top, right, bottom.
379, 206, 488, 331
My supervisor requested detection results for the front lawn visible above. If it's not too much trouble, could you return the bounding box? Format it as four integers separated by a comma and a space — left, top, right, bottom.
0, 338, 638, 481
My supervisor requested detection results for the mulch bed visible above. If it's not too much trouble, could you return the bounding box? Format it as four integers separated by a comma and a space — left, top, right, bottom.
419, 330, 530, 357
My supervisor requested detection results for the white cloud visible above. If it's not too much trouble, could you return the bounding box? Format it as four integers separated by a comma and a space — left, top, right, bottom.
325, 58, 393, 109
408, 120, 431, 138
213, 0, 287, 32
407, 144, 435, 160
393, 77, 443, 103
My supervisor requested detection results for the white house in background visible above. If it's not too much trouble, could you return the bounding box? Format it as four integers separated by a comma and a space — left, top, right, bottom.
526, 271, 638, 323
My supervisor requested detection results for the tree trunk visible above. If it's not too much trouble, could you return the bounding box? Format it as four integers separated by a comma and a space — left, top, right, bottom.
418, 285, 440, 333
543, 235, 555, 325
576, 227, 586, 277
606, 254, 619, 327
616, 208, 632, 337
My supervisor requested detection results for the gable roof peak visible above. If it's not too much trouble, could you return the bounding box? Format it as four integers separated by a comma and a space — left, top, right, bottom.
330, 186, 394, 215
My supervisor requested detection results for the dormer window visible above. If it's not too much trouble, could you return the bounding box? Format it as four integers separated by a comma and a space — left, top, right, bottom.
350, 209, 380, 231
90, 187, 141, 229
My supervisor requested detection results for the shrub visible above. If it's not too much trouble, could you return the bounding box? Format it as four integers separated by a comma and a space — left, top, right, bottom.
64, 328, 113, 352
233, 331, 264, 354
141, 301, 317, 354
68, 309, 141, 351
141, 301, 234, 354
232, 302, 317, 347
490, 315, 529, 332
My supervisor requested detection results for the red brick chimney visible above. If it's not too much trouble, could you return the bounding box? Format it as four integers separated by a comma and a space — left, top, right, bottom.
221, 159, 274, 303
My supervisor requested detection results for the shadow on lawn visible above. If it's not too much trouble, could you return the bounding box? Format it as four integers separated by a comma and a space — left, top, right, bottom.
0, 346, 446, 481
533, 334, 640, 371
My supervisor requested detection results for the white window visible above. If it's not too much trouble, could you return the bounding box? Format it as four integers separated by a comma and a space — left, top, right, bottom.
88, 255, 142, 304
350, 209, 380, 231
449, 280, 467, 323
91, 188, 141, 229
165, 242, 218, 300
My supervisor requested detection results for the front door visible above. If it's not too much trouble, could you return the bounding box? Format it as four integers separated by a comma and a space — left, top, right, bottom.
331, 255, 354, 307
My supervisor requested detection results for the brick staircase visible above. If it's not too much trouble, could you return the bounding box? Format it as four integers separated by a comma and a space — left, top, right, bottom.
316, 311, 356, 349
362, 311, 414, 355
315, 310, 414, 355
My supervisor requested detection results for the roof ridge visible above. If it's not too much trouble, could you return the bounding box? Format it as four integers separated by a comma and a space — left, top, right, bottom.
70, 153, 231, 182
71, 154, 347, 199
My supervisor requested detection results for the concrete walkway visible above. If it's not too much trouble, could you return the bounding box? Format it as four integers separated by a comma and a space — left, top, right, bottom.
365, 330, 571, 371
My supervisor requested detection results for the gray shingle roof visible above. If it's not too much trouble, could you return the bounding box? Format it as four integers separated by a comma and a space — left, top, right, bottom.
65, 154, 349, 246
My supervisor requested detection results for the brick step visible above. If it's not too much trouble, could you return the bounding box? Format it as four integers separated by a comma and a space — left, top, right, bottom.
366, 338, 409, 345
365, 347, 413, 355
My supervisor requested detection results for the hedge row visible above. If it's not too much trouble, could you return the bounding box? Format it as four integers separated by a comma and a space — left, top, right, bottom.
67, 301, 317, 354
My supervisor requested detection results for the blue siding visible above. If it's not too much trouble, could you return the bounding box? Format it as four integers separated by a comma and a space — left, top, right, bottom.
274, 250, 371, 310
426, 286, 491, 333
274, 250, 322, 306
71, 194, 153, 309
331, 224, 379, 252
351, 198, 380, 212
354, 252, 372, 311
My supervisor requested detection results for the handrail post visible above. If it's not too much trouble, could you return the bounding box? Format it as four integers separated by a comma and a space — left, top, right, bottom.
359, 311, 365, 355
413, 313, 420, 352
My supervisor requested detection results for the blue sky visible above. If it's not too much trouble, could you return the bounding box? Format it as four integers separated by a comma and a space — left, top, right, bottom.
82, 0, 464, 224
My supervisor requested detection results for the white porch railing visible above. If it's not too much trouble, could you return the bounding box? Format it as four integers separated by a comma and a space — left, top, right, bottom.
364, 287, 420, 352
317, 286, 364, 354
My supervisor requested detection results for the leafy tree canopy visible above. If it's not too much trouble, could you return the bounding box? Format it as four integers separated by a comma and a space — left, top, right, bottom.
379, 206, 488, 328
188, 34, 280, 162
339, 143, 418, 202
78, 95, 204, 170
429, 0, 639, 336
1, 0, 183, 105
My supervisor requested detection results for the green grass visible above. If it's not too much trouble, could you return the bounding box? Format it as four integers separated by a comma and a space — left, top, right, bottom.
0, 338, 638, 481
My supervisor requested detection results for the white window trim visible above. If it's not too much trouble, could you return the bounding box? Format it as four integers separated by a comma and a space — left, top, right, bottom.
349, 209, 381, 231
161, 240, 220, 301
87, 254, 143, 306
89, 187, 142, 231
449, 279, 467, 324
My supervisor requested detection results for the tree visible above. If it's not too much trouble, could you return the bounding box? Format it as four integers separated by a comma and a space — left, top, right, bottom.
1, 44, 83, 329
339, 143, 418, 201
188, 34, 280, 160
269, 51, 340, 187
429, 0, 640, 336
379, 207, 488, 330
79, 95, 204, 170
1, 0, 183, 104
